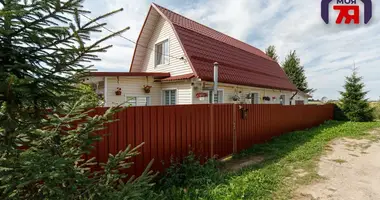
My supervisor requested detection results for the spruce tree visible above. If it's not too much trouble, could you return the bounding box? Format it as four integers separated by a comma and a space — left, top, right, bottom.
265, 45, 279, 62
0, 0, 159, 199
282, 50, 313, 93
1, 0, 129, 125
339, 68, 374, 122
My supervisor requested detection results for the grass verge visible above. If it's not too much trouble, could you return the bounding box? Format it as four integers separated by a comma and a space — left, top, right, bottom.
157, 121, 380, 200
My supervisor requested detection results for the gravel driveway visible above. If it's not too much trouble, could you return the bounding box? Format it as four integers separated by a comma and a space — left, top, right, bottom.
297, 134, 380, 200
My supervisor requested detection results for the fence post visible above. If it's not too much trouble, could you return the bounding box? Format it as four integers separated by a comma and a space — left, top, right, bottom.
210, 104, 214, 157
233, 104, 237, 153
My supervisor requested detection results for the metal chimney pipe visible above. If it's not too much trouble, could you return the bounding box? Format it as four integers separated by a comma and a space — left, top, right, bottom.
213, 62, 219, 104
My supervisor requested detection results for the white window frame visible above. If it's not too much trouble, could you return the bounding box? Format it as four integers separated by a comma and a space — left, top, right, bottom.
279, 94, 286, 105
250, 92, 260, 104
162, 89, 178, 105
125, 95, 151, 107
155, 38, 170, 67
208, 89, 224, 104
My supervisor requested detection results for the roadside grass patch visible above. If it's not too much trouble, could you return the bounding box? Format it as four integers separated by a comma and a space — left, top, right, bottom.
157, 121, 380, 200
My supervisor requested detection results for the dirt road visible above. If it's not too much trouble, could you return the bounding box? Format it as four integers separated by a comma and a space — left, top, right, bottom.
297, 135, 380, 200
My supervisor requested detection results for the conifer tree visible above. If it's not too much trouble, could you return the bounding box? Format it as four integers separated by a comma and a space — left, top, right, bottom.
282, 50, 313, 93
0, 0, 159, 199
1, 0, 129, 125
265, 45, 279, 62
339, 68, 374, 122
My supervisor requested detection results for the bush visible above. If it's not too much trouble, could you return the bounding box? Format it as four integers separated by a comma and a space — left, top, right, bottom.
0, 100, 161, 200
330, 103, 348, 121
371, 102, 380, 120
157, 153, 224, 199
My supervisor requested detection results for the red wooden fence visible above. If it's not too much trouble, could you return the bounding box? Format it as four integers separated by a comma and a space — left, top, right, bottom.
87, 104, 334, 175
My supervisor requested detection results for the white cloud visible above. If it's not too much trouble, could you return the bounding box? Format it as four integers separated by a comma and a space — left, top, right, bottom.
84, 0, 380, 100
81, 0, 151, 72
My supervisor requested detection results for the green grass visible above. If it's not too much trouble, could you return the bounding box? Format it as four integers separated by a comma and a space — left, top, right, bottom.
158, 121, 380, 200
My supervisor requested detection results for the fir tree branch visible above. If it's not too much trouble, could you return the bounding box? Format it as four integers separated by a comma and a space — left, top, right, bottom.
10, 0, 74, 37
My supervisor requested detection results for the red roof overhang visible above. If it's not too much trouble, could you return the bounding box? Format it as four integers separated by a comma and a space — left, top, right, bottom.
89, 72, 171, 79
160, 73, 195, 81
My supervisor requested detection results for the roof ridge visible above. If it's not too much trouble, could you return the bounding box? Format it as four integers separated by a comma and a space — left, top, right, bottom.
152, 3, 275, 62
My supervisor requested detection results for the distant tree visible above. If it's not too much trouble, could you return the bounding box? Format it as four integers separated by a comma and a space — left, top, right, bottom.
321, 97, 329, 103
76, 84, 104, 107
282, 50, 314, 93
339, 68, 374, 122
265, 45, 279, 62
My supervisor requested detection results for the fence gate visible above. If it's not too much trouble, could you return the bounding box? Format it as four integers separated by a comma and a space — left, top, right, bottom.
210, 104, 235, 158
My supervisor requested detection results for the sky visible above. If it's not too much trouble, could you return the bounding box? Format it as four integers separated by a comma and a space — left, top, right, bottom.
83, 0, 380, 101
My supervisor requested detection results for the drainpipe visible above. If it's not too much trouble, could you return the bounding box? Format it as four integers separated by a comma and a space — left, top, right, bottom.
213, 62, 219, 104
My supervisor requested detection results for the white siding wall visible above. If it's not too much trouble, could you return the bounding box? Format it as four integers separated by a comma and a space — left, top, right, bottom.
105, 77, 162, 107
103, 77, 297, 107
161, 81, 192, 105
192, 82, 294, 105
140, 17, 193, 76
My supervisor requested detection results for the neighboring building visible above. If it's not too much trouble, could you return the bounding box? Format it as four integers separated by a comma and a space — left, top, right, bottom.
86, 3, 301, 107
292, 90, 312, 105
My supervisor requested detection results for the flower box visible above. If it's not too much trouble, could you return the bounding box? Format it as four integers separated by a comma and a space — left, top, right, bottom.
115, 87, 122, 96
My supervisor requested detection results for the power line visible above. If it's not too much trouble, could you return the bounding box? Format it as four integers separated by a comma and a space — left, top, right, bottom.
80, 13, 186, 62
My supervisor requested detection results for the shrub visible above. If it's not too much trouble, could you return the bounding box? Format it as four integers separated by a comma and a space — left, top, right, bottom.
0, 99, 161, 199
330, 103, 348, 121
371, 102, 380, 120
157, 153, 224, 199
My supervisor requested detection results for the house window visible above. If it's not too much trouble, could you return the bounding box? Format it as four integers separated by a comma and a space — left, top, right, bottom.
126, 96, 151, 107
251, 93, 260, 104
163, 90, 176, 105
126, 97, 137, 106
209, 90, 224, 103
155, 39, 169, 66
280, 95, 286, 105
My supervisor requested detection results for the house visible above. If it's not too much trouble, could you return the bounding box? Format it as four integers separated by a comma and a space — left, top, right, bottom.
86, 3, 308, 107
292, 90, 312, 105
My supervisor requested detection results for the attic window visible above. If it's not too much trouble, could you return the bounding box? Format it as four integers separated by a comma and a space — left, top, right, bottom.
155, 39, 169, 66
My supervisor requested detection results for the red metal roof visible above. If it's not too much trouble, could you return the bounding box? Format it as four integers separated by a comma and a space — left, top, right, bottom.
89, 72, 170, 78
160, 73, 195, 81
152, 4, 297, 91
